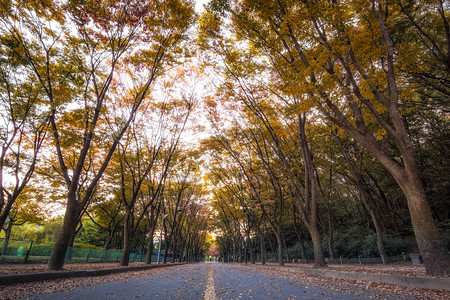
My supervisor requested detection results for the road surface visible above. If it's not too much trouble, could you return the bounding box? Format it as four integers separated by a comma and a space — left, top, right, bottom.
23, 263, 396, 299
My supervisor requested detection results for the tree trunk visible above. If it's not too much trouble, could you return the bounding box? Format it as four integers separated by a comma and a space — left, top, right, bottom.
347, 127, 450, 273
162, 219, 169, 264
1, 220, 13, 255
293, 206, 307, 260
65, 221, 82, 262
282, 234, 289, 261
48, 200, 79, 270
246, 232, 255, 264
275, 226, 284, 266
163, 240, 169, 264
243, 239, 248, 264
250, 239, 255, 264
299, 238, 307, 260
327, 233, 335, 260
120, 213, 133, 266
233, 239, 236, 263
172, 236, 179, 263
102, 228, 116, 262
260, 234, 266, 265
146, 235, 154, 264
297, 113, 326, 268
399, 174, 450, 275
309, 224, 325, 268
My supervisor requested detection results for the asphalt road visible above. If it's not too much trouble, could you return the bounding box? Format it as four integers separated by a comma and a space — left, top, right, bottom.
23, 263, 387, 299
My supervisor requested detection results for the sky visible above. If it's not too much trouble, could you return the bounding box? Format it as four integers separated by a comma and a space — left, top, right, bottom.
195, 0, 210, 13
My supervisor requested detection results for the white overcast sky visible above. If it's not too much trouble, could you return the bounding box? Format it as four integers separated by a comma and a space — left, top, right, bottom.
195, 0, 210, 13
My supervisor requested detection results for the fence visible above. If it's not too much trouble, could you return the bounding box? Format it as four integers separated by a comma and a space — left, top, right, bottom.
0, 238, 168, 263
236, 252, 409, 264
294, 254, 407, 264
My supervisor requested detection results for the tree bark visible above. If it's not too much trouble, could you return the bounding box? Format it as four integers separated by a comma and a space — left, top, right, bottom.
248, 234, 255, 264
308, 223, 325, 268
275, 225, 284, 266
1, 220, 13, 255
120, 212, 133, 266
260, 234, 266, 264
47, 198, 78, 270
399, 171, 450, 274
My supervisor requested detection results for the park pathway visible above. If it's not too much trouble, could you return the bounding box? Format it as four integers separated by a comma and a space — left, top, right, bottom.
23, 263, 398, 299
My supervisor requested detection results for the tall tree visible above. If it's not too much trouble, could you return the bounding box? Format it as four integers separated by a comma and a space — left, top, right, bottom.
0, 20, 48, 230
115, 98, 192, 266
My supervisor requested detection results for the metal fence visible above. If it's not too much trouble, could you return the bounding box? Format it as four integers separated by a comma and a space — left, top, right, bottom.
276, 254, 408, 264
0, 238, 166, 263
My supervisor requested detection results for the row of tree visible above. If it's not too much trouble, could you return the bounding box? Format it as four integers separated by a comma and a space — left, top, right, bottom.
198, 0, 449, 275
0, 0, 212, 269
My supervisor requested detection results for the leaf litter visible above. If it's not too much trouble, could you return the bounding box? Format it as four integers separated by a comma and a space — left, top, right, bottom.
236, 263, 450, 300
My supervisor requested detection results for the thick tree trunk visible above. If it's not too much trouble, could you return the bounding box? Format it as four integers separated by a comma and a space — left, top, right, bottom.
362, 137, 450, 273
399, 174, 450, 275
359, 122, 450, 273
172, 237, 179, 263
120, 213, 133, 266
48, 200, 78, 270
65, 232, 75, 262
102, 228, 116, 262
275, 227, 284, 266
146, 236, 154, 264
309, 224, 326, 268
297, 113, 326, 268
65, 221, 82, 262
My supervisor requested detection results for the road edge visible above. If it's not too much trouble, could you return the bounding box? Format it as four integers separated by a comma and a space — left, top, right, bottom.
0, 263, 184, 286
238, 264, 450, 291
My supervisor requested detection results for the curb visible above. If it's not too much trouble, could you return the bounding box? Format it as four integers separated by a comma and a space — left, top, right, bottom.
0, 263, 184, 286
241, 264, 450, 291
